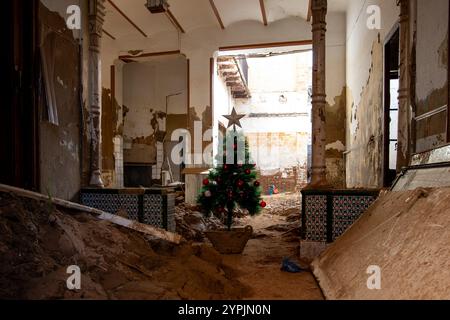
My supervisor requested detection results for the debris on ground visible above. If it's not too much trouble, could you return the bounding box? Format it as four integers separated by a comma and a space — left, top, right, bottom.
175, 203, 224, 242
0, 192, 251, 300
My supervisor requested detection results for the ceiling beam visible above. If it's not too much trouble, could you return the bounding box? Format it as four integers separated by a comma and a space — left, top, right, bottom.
307, 0, 312, 22
107, 0, 148, 37
259, 0, 268, 26
118, 50, 181, 61
209, 0, 225, 29
103, 29, 116, 40
165, 9, 186, 33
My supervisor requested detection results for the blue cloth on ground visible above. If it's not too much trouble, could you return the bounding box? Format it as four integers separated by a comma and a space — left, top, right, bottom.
280, 257, 304, 273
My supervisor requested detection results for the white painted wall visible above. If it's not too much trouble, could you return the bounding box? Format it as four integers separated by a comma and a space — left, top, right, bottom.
326, 12, 347, 105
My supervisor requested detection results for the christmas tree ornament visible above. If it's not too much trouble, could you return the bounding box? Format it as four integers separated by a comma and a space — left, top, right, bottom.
237, 180, 244, 188
260, 201, 267, 208
203, 178, 210, 186
223, 107, 246, 129
254, 181, 260, 187
245, 169, 251, 175
204, 190, 212, 197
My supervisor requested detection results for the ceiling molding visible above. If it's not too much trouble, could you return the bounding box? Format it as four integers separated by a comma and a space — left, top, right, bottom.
259, 0, 268, 26
107, 0, 148, 37
209, 0, 225, 29
103, 29, 116, 40
165, 9, 186, 33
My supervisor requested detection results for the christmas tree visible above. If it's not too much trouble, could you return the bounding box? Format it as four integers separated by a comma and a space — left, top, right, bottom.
197, 130, 266, 231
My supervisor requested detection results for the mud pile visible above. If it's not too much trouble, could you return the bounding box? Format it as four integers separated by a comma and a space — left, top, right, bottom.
0, 192, 250, 300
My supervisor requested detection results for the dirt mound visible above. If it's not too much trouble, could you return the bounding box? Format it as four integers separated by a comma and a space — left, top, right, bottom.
0, 192, 251, 300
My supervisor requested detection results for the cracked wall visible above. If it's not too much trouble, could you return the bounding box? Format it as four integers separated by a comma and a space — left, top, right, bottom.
38, 1, 86, 200
345, 1, 399, 189
121, 55, 188, 182
346, 39, 384, 188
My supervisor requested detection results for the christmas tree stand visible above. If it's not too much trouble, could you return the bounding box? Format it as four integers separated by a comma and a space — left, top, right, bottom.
205, 225, 253, 254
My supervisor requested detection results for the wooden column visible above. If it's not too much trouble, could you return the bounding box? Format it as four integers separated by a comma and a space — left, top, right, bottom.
88, 0, 105, 187
310, 0, 328, 186
397, 0, 411, 171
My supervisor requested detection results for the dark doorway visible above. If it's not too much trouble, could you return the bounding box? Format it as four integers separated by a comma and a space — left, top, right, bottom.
0, 0, 39, 190
383, 27, 400, 187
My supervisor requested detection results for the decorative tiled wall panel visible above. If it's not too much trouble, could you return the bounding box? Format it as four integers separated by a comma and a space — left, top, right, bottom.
304, 195, 328, 242
301, 190, 379, 243
143, 194, 164, 229
332, 195, 375, 241
80, 189, 176, 232
80, 193, 139, 220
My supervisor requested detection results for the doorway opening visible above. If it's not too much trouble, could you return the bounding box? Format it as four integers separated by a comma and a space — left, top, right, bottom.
213, 44, 313, 196
103, 54, 189, 188
383, 27, 400, 187
1, 0, 39, 191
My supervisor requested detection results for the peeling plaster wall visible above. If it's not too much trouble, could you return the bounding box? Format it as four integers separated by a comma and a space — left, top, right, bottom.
325, 12, 347, 188
345, 0, 400, 188
38, 0, 87, 200
414, 0, 449, 153
101, 17, 313, 165
121, 55, 188, 181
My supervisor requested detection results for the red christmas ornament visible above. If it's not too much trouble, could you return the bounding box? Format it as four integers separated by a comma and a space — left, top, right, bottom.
237, 180, 244, 188
260, 201, 267, 208
202, 178, 210, 186
254, 181, 260, 187
224, 164, 229, 170
245, 169, 251, 175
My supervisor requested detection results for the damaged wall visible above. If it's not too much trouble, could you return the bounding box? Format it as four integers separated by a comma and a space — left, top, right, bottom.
233, 51, 312, 179
38, 0, 87, 200
122, 55, 188, 182
345, 0, 400, 188
414, 0, 449, 153
325, 12, 347, 188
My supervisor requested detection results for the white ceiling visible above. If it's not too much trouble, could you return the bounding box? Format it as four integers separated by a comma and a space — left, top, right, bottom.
103, 0, 349, 40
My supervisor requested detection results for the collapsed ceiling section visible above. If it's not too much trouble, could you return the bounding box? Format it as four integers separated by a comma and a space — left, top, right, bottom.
217, 56, 251, 99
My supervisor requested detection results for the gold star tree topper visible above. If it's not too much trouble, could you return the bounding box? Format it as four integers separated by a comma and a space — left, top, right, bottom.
223, 107, 246, 129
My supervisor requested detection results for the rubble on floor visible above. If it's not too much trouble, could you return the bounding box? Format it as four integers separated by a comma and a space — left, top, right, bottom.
0, 192, 251, 300
174, 193, 301, 243
244, 193, 301, 243
175, 203, 224, 242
